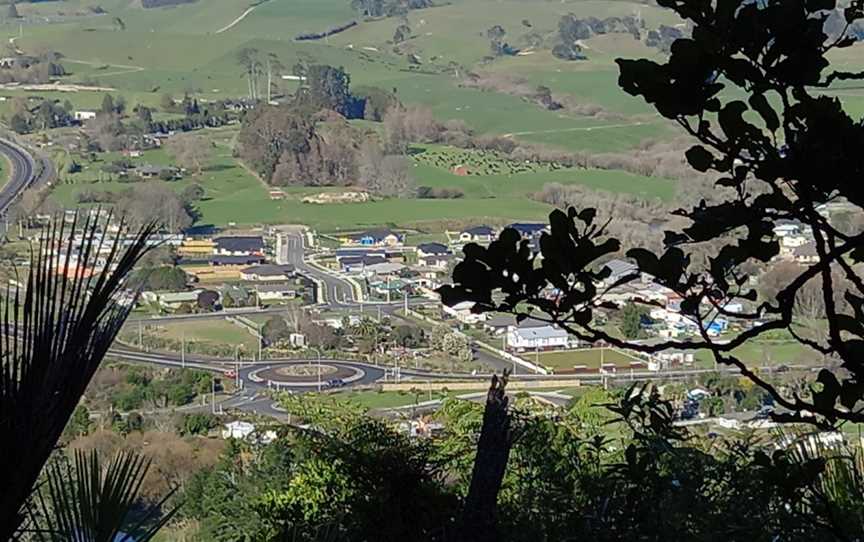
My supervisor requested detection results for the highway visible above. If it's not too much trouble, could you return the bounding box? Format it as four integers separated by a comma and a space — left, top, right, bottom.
0, 137, 54, 215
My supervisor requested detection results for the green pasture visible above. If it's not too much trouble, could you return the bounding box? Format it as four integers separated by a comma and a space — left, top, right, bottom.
48, 124, 675, 231
0, 0, 691, 154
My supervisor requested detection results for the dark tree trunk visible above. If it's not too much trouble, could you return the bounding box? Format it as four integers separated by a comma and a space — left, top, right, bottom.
456, 372, 512, 542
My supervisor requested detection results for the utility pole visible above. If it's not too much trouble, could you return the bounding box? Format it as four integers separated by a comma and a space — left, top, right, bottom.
316, 347, 322, 392
211, 377, 216, 414
138, 320, 143, 348
181, 331, 186, 369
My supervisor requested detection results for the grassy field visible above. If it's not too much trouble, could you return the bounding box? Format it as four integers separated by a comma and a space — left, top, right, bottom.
10, 0, 864, 231
47, 126, 674, 231
532, 347, 641, 371
1, 0, 693, 154
150, 319, 260, 352
694, 340, 811, 368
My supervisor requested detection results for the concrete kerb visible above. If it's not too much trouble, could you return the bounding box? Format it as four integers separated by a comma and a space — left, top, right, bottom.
253, 363, 366, 389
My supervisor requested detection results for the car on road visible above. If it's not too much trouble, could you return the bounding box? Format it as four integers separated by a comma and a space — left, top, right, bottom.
223, 369, 237, 378
324, 378, 345, 389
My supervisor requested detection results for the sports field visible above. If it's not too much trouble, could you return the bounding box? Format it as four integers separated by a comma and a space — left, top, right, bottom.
151, 320, 260, 352
531, 348, 641, 371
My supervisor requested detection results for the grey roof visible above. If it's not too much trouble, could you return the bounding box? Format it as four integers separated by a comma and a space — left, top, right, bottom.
462, 225, 494, 236
210, 255, 265, 266
603, 258, 638, 279
214, 236, 264, 252
417, 242, 450, 255
507, 223, 547, 236
255, 283, 295, 293
340, 255, 386, 267
513, 326, 568, 340
486, 315, 550, 329
241, 263, 295, 276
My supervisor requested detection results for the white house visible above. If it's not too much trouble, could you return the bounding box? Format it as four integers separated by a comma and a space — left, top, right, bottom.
140, 289, 201, 310
222, 421, 256, 440
442, 300, 487, 324
459, 225, 495, 244
74, 110, 97, 121
255, 283, 297, 301
241, 264, 295, 281
506, 324, 568, 351
222, 421, 277, 444
418, 254, 452, 270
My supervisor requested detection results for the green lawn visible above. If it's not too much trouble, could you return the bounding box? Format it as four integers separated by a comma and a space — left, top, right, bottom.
694, 340, 812, 368
152, 320, 260, 352
532, 348, 641, 371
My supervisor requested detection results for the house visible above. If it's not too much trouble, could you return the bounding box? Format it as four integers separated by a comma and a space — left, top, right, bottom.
141, 289, 202, 310
418, 254, 452, 270
416, 242, 451, 258
135, 164, 179, 179
484, 315, 548, 335
210, 254, 266, 266
507, 223, 547, 239
773, 223, 802, 238
213, 236, 264, 256
442, 301, 487, 324
370, 278, 408, 296
602, 258, 639, 284
506, 324, 569, 352
255, 283, 297, 301
459, 225, 495, 243
73, 110, 97, 121
343, 228, 404, 247
362, 261, 405, 277
178, 239, 215, 258
222, 421, 253, 442
781, 235, 810, 248
340, 254, 387, 273
793, 242, 819, 264
240, 264, 295, 281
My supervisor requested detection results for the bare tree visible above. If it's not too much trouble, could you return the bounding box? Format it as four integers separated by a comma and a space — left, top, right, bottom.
236, 48, 262, 101
167, 133, 212, 175
378, 155, 414, 197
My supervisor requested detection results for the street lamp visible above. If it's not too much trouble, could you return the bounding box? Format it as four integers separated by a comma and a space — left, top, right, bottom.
309, 346, 323, 392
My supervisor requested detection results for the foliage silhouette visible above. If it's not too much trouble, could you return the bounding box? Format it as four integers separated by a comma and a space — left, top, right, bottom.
441, 0, 864, 430
0, 211, 155, 538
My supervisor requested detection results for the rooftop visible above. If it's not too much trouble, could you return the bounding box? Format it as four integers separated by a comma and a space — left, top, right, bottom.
214, 236, 264, 252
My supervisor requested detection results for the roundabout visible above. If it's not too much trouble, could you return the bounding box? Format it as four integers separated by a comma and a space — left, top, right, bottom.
248, 361, 368, 389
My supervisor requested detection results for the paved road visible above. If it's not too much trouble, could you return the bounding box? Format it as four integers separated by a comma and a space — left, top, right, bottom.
279, 229, 359, 305
0, 138, 53, 215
